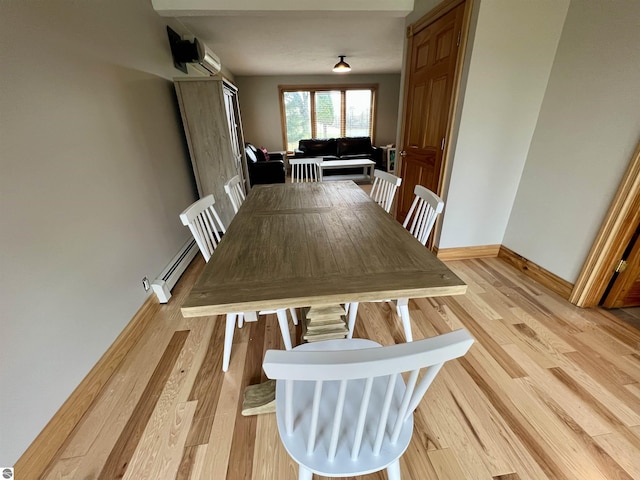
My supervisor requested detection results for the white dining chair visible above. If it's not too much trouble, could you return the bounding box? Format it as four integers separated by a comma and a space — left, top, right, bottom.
179, 194, 226, 263
223, 174, 246, 214
369, 169, 402, 213
346, 185, 445, 342
263, 329, 474, 480
290, 158, 323, 183
180, 195, 296, 371
402, 184, 444, 246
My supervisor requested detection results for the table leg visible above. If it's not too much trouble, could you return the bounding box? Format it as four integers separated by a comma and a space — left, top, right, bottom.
302, 304, 349, 342
240, 309, 291, 416
244, 311, 258, 322
242, 379, 276, 416
241, 304, 349, 416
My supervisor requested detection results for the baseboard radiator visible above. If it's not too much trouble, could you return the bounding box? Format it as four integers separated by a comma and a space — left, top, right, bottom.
152, 239, 198, 303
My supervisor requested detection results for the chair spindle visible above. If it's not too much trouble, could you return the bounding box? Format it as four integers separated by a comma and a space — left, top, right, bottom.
405, 364, 444, 420
307, 380, 324, 454
373, 373, 398, 455
285, 379, 294, 435
351, 376, 374, 460
328, 379, 349, 461
391, 369, 419, 444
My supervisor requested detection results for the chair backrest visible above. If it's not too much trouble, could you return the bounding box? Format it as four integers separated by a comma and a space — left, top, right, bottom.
290, 158, 322, 183
179, 195, 226, 262
224, 175, 246, 214
263, 330, 473, 470
370, 169, 402, 213
403, 185, 444, 245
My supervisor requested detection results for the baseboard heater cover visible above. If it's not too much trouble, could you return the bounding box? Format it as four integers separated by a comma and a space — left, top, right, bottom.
152, 238, 198, 303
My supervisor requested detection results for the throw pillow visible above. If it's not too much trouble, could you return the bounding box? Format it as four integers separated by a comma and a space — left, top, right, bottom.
260, 147, 270, 161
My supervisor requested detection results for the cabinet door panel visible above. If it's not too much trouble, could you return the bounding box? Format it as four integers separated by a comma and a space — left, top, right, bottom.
175, 79, 245, 227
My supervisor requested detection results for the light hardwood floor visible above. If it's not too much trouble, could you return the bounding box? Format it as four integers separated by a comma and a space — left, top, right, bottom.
41, 256, 640, 480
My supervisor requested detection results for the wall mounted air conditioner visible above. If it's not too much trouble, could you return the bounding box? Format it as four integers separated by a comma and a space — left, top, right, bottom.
190, 39, 222, 75
167, 26, 222, 76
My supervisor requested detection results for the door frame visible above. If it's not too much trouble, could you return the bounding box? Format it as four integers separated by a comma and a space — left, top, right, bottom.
570, 140, 640, 307
396, 0, 474, 244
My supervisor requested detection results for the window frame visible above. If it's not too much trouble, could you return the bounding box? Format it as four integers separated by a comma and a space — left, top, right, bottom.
278, 84, 378, 152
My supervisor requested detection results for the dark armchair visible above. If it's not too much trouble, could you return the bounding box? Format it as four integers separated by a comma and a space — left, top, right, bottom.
245, 143, 286, 186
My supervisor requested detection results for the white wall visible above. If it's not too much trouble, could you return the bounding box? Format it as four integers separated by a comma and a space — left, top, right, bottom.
234, 74, 401, 151
0, 0, 196, 464
406, 0, 444, 24
439, 0, 569, 248
503, 0, 640, 283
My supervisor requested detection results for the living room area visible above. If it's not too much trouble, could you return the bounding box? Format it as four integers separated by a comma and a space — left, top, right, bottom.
246, 135, 389, 185
238, 76, 401, 186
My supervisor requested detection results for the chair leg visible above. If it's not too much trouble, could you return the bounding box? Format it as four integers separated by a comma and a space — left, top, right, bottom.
276, 309, 293, 350
386, 459, 401, 480
347, 302, 359, 339
289, 307, 299, 326
396, 299, 413, 342
222, 313, 237, 372
298, 465, 313, 480
237, 313, 244, 328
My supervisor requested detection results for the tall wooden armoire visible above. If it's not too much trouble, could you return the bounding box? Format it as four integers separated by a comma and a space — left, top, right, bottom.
174, 77, 248, 228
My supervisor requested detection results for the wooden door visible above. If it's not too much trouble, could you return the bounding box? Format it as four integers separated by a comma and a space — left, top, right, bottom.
397, 1, 466, 226
602, 223, 640, 308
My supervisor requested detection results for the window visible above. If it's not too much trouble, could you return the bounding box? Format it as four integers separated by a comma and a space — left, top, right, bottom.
279, 85, 377, 151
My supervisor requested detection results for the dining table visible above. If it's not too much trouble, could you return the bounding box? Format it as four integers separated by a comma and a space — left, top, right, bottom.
181, 180, 467, 372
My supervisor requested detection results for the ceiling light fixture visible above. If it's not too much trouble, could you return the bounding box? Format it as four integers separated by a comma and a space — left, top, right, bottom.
332, 55, 351, 73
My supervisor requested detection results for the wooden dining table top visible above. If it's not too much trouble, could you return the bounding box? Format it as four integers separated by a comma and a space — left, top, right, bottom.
181, 181, 466, 317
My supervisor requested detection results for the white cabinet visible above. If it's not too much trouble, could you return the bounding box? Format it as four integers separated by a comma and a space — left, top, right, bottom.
174, 77, 248, 227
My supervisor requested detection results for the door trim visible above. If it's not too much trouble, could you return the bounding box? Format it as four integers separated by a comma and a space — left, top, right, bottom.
397, 0, 474, 244
570, 140, 640, 307
409, 0, 469, 36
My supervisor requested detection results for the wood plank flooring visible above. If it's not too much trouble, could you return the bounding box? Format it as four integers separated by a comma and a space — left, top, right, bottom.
40, 256, 640, 479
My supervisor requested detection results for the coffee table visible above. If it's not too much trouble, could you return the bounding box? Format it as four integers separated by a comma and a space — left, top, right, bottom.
319, 158, 375, 182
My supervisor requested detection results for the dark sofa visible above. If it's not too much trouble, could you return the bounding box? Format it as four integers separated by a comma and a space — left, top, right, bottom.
245, 143, 286, 186
294, 137, 384, 173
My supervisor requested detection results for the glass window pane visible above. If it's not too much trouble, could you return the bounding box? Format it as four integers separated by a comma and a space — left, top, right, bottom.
283, 91, 311, 151
314, 91, 340, 139
345, 90, 372, 138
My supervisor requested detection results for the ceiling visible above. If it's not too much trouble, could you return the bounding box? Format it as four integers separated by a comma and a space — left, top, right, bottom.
152, 0, 414, 76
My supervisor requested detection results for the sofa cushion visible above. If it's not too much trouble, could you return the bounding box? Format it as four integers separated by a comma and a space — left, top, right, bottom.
336, 137, 372, 157
298, 138, 337, 157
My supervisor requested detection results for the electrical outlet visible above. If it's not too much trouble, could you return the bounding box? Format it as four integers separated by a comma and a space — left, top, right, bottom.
142, 277, 151, 292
